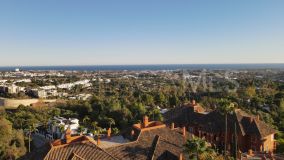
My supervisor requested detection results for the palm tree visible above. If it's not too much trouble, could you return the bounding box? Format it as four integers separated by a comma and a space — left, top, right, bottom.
91, 121, 99, 131
106, 118, 115, 128
91, 121, 103, 136
28, 124, 38, 153
184, 137, 212, 160
77, 126, 85, 135
50, 120, 57, 139
58, 125, 65, 137
83, 116, 90, 127
217, 99, 235, 159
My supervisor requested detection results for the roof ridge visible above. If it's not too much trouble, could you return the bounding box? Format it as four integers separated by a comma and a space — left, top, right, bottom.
233, 111, 246, 136
103, 129, 142, 149
81, 136, 119, 160
148, 135, 160, 160
253, 120, 263, 137
51, 136, 91, 149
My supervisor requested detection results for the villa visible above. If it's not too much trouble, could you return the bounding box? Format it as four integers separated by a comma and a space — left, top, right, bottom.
26, 116, 190, 160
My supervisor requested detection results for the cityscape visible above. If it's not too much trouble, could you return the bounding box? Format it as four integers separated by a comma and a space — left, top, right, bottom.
0, 1, 284, 160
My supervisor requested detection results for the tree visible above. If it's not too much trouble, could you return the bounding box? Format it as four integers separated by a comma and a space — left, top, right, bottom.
58, 125, 65, 136
148, 108, 163, 121
130, 102, 146, 120
91, 121, 99, 130
106, 118, 115, 128
27, 124, 37, 153
77, 126, 85, 135
232, 123, 238, 160
251, 96, 264, 112
217, 99, 235, 159
142, 94, 154, 106
0, 117, 26, 159
184, 137, 212, 160
279, 99, 284, 130
154, 92, 166, 106
91, 121, 103, 135
109, 101, 121, 112
245, 86, 256, 98
83, 116, 90, 127
169, 94, 179, 107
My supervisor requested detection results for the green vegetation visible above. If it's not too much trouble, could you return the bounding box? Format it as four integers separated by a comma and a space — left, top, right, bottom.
1, 70, 284, 157
0, 109, 26, 159
216, 99, 235, 158
184, 137, 227, 160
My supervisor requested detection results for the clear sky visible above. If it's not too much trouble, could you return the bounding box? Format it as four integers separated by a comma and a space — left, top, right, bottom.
0, 0, 283, 66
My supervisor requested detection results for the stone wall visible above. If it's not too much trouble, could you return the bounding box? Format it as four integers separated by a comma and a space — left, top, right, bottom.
0, 98, 57, 108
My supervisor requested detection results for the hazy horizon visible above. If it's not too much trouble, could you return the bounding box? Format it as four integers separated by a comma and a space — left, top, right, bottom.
1, 63, 284, 67
1, 63, 284, 72
1, 0, 284, 66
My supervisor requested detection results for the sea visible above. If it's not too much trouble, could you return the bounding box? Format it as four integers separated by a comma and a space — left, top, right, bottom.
0, 64, 284, 71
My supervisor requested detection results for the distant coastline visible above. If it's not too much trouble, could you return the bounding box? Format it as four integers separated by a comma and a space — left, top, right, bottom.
0, 63, 284, 71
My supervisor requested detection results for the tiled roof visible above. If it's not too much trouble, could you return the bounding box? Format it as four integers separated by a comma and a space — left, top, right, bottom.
164, 105, 276, 139
44, 138, 117, 160
106, 126, 187, 160
27, 120, 188, 160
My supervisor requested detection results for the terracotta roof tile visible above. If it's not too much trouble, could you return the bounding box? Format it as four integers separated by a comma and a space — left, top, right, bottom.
164, 106, 276, 138
43, 137, 117, 160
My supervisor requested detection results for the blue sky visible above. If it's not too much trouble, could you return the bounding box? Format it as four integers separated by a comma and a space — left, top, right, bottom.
0, 0, 283, 66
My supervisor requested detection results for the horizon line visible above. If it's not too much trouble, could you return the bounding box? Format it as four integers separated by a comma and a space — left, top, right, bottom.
0, 63, 284, 68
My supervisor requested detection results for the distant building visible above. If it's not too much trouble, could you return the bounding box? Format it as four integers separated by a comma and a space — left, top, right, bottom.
0, 80, 7, 84
39, 85, 56, 90
31, 89, 47, 98
7, 84, 23, 94
57, 83, 74, 90
14, 79, 32, 83
15, 68, 20, 72
76, 93, 92, 100
0, 85, 7, 93
46, 89, 58, 97
105, 79, 111, 83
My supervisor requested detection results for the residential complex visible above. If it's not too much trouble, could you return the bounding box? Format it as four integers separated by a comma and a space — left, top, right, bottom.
164, 101, 277, 154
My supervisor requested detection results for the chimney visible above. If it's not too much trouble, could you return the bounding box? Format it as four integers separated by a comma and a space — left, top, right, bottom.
192, 99, 196, 106
107, 128, 111, 140
131, 129, 135, 136
171, 123, 175, 130
256, 115, 260, 121
65, 127, 72, 144
248, 149, 253, 156
182, 126, 186, 137
143, 116, 149, 128
131, 129, 135, 140
97, 136, 101, 146
250, 117, 254, 123
179, 153, 183, 160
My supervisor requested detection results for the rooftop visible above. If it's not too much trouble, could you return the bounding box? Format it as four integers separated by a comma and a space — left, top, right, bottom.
25, 116, 190, 160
